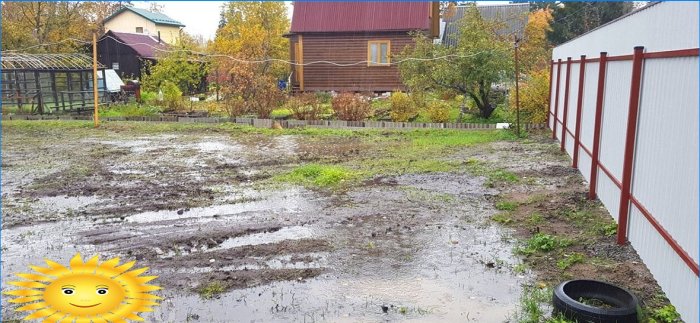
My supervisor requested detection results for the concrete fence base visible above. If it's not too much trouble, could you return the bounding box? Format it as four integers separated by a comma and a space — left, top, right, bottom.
1, 114, 547, 131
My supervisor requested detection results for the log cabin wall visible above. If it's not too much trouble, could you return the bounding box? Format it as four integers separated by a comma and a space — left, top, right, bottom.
289, 31, 418, 92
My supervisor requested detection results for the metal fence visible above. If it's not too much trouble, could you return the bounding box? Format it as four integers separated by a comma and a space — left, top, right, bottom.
548, 2, 698, 321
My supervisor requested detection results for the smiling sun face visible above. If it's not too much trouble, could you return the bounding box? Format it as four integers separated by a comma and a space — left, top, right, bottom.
44, 273, 127, 316
4, 253, 161, 322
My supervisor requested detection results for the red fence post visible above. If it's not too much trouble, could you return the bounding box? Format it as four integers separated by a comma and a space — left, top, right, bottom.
552, 59, 562, 139
547, 60, 554, 129
588, 52, 608, 200
617, 46, 645, 245
572, 55, 586, 169
561, 57, 572, 151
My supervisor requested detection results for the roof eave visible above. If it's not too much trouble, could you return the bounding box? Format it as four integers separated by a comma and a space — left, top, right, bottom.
102, 7, 185, 28
155, 22, 186, 28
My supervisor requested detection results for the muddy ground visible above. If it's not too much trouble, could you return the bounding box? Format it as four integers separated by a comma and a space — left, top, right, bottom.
1, 121, 670, 322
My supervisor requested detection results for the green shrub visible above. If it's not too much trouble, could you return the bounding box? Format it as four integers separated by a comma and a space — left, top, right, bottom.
140, 91, 157, 104
161, 80, 183, 110
426, 101, 451, 123
389, 91, 418, 122
332, 93, 373, 121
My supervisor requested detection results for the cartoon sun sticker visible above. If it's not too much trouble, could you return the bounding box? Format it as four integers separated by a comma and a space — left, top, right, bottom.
4, 253, 161, 322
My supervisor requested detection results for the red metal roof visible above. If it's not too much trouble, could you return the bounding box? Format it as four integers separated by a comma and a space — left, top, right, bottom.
290, 2, 431, 33
106, 31, 169, 58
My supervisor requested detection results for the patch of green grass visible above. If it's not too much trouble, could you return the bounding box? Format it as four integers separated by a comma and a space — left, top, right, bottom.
99, 103, 162, 117
488, 169, 520, 184
276, 164, 356, 188
198, 281, 225, 299
516, 286, 551, 323
492, 212, 513, 224
515, 286, 579, 323
597, 222, 618, 236
358, 157, 459, 176
495, 200, 518, 211
527, 213, 544, 226
464, 159, 520, 187
556, 253, 585, 270
648, 304, 680, 323
516, 233, 573, 255
513, 263, 528, 274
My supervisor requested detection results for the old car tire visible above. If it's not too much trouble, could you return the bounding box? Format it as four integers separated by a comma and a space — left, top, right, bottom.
552, 280, 639, 323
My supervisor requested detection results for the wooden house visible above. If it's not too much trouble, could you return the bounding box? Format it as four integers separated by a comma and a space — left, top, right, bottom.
96, 30, 169, 80
286, 2, 440, 92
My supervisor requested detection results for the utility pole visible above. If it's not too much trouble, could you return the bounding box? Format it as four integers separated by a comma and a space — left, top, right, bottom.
514, 35, 521, 138
92, 32, 100, 128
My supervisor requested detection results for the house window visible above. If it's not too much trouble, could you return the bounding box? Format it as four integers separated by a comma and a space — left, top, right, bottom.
112, 62, 119, 70
368, 40, 390, 66
135, 27, 143, 33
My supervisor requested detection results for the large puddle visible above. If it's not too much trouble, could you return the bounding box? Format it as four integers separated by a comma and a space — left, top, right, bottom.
2, 129, 529, 322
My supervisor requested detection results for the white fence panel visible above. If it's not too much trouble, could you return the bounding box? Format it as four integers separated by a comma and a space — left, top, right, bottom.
628, 206, 699, 323
549, 64, 559, 129
553, 2, 699, 59
596, 173, 621, 222
578, 62, 599, 150
556, 64, 567, 138
577, 149, 592, 182
598, 61, 632, 180
565, 133, 575, 157
566, 62, 580, 133
632, 56, 699, 263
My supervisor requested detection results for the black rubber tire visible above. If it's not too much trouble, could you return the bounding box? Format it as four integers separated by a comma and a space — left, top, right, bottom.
552, 280, 640, 323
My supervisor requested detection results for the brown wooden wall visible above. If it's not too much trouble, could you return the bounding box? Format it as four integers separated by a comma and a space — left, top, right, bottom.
289, 32, 419, 92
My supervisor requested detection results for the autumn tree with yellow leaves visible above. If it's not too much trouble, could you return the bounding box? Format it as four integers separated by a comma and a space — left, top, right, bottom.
208, 1, 290, 117
1, 2, 123, 52
510, 8, 554, 124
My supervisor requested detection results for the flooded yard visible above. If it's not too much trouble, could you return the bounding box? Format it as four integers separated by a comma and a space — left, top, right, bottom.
1, 121, 668, 322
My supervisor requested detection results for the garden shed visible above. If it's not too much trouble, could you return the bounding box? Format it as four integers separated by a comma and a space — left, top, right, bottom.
1, 52, 108, 114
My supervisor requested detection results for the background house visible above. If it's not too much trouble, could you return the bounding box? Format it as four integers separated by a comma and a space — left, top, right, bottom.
441, 3, 529, 46
286, 2, 440, 93
103, 6, 185, 45
97, 30, 169, 80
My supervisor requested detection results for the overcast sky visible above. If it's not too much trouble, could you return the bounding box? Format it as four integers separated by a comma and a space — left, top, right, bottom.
132, 1, 509, 41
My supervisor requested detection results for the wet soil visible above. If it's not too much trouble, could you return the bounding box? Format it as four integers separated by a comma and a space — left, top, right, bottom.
1, 124, 668, 322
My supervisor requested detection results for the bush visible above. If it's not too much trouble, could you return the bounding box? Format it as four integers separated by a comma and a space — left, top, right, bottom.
161, 81, 183, 110
287, 93, 324, 120
439, 89, 458, 101
224, 96, 246, 117
509, 68, 549, 124
426, 101, 451, 123
315, 91, 333, 104
332, 93, 372, 121
140, 91, 157, 104
389, 91, 418, 122
410, 90, 428, 110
